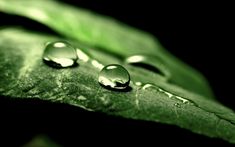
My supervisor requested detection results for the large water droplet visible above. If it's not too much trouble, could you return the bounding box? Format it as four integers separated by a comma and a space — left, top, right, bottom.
98, 64, 130, 90
43, 41, 78, 68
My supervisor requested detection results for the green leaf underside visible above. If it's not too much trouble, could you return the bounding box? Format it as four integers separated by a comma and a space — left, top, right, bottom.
0, 28, 235, 143
0, 0, 214, 98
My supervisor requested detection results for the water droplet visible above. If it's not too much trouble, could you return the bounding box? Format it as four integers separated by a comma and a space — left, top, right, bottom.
174, 96, 189, 104
159, 88, 189, 103
76, 48, 90, 62
77, 95, 87, 101
135, 82, 142, 86
98, 64, 130, 90
43, 41, 78, 68
141, 83, 190, 104
142, 83, 154, 90
125, 55, 170, 79
91, 59, 104, 69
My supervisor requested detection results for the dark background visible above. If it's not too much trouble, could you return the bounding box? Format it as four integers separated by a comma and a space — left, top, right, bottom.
0, 0, 234, 146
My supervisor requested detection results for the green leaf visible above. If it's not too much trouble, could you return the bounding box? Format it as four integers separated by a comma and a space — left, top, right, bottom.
1, 28, 235, 143
0, 0, 214, 98
1, 0, 235, 144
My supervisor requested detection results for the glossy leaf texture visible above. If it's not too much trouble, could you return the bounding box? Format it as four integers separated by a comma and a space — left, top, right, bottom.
0, 28, 235, 143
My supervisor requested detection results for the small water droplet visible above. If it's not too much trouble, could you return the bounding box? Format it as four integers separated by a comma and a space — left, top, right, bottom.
175, 96, 189, 104
77, 95, 87, 101
76, 48, 90, 62
142, 83, 154, 90
164, 91, 173, 98
91, 59, 104, 69
125, 55, 170, 78
98, 64, 130, 90
135, 82, 142, 86
43, 41, 78, 68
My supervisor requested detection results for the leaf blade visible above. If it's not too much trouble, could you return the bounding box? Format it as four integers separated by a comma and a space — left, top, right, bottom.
0, 28, 235, 143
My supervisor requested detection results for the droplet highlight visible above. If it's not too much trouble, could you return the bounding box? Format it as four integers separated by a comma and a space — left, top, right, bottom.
98, 64, 130, 90
43, 41, 78, 68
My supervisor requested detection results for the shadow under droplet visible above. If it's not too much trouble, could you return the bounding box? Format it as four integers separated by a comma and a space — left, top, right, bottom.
99, 83, 132, 92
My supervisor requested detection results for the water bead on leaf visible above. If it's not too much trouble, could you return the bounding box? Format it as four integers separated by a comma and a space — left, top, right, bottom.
98, 64, 130, 90
43, 41, 78, 68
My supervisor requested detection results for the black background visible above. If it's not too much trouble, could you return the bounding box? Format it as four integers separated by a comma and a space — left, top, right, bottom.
1, 0, 234, 146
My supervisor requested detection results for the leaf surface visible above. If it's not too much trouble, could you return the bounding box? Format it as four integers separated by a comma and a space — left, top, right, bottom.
0, 28, 235, 143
